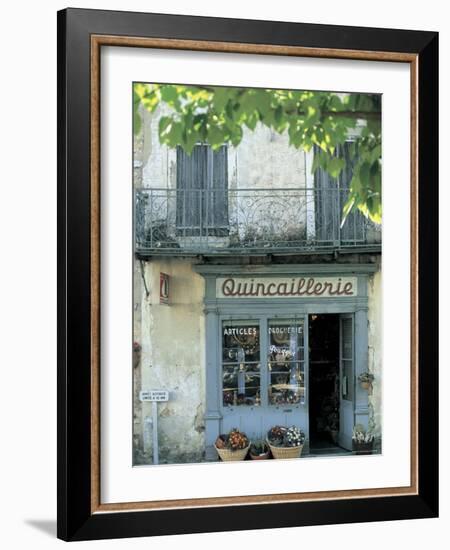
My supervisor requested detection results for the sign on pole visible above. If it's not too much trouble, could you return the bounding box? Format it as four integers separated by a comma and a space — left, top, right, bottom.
139, 389, 169, 465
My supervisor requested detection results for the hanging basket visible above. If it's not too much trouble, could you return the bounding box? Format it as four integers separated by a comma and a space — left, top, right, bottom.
215, 444, 250, 461
268, 441, 303, 459
360, 381, 371, 390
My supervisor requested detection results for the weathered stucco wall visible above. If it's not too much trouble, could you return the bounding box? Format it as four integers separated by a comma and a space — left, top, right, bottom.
236, 125, 307, 189
134, 259, 206, 465
367, 266, 382, 443
139, 107, 309, 192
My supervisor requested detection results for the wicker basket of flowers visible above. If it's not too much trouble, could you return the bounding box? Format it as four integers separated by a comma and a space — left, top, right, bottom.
267, 425, 305, 459
215, 429, 250, 461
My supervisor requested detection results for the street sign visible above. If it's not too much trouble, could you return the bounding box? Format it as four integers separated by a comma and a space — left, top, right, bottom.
139, 389, 170, 465
139, 389, 169, 402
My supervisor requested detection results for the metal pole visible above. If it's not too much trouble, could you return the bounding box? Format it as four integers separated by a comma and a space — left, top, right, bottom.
152, 401, 159, 465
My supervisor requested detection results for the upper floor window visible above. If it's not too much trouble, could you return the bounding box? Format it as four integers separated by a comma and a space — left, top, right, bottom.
176, 144, 228, 236
314, 141, 366, 245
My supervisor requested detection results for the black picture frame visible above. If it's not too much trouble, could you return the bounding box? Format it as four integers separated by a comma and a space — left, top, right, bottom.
57, 7, 438, 541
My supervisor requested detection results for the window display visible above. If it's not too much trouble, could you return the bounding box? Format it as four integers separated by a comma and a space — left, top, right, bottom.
268, 319, 305, 405
222, 321, 261, 406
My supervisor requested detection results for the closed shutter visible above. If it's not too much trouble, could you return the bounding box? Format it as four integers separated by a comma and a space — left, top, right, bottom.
314, 142, 366, 245
208, 145, 228, 235
176, 144, 228, 236
338, 144, 365, 244
314, 145, 340, 244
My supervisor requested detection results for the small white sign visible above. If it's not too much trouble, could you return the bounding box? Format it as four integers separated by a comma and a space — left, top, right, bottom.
139, 389, 169, 402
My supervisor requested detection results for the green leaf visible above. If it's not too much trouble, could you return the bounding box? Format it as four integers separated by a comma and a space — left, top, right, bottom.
133, 91, 142, 135
158, 116, 172, 135
327, 157, 345, 178
212, 88, 230, 112
341, 195, 356, 227
229, 125, 243, 147
207, 125, 226, 148
160, 85, 179, 104
244, 112, 258, 131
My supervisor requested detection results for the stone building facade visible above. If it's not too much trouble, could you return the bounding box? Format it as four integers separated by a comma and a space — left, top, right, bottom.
133, 104, 382, 465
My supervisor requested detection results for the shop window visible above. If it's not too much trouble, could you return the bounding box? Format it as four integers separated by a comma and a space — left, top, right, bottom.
222, 321, 260, 406
268, 319, 305, 405
176, 144, 228, 236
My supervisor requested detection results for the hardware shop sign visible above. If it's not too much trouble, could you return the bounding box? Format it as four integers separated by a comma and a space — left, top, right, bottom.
216, 276, 357, 298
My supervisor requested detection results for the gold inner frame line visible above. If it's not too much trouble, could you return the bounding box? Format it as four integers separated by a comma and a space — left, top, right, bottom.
90, 34, 419, 514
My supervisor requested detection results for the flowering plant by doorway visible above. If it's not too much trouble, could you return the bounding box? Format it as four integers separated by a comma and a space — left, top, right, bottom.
352, 424, 375, 454
352, 425, 374, 444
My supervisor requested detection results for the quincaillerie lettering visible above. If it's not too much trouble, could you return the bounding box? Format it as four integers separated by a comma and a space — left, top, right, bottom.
221, 277, 353, 297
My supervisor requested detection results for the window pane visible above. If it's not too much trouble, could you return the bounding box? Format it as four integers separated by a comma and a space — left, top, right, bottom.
268, 319, 305, 405
222, 321, 261, 406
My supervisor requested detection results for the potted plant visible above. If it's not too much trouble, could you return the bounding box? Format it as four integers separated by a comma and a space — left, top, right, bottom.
267, 425, 306, 459
358, 371, 374, 390
214, 429, 250, 461
352, 424, 375, 454
249, 440, 271, 460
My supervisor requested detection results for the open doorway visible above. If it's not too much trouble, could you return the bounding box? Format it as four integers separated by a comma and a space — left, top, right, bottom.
308, 314, 344, 454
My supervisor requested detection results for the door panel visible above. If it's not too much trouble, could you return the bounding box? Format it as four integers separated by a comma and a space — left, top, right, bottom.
339, 314, 355, 449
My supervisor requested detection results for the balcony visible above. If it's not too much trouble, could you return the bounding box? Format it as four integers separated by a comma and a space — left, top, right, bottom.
135, 187, 381, 257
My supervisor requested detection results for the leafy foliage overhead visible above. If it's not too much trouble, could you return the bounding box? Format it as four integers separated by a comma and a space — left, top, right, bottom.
134, 83, 381, 223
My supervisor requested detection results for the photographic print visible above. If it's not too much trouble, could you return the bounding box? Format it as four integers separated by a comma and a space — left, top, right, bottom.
58, 9, 438, 540
132, 83, 382, 466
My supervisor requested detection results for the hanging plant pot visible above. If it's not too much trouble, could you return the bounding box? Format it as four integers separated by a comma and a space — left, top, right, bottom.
358, 372, 374, 390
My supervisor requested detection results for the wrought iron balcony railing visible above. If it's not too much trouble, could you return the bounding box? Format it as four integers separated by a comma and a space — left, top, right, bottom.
135, 187, 381, 256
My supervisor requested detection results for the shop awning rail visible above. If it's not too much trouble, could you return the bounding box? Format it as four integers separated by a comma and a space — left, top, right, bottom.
134, 187, 381, 257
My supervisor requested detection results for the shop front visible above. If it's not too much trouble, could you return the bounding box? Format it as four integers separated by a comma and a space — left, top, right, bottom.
195, 263, 377, 460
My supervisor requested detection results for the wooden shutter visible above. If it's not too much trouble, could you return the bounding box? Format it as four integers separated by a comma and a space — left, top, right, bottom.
314, 144, 340, 244
176, 144, 228, 236
208, 145, 228, 235
314, 142, 366, 246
